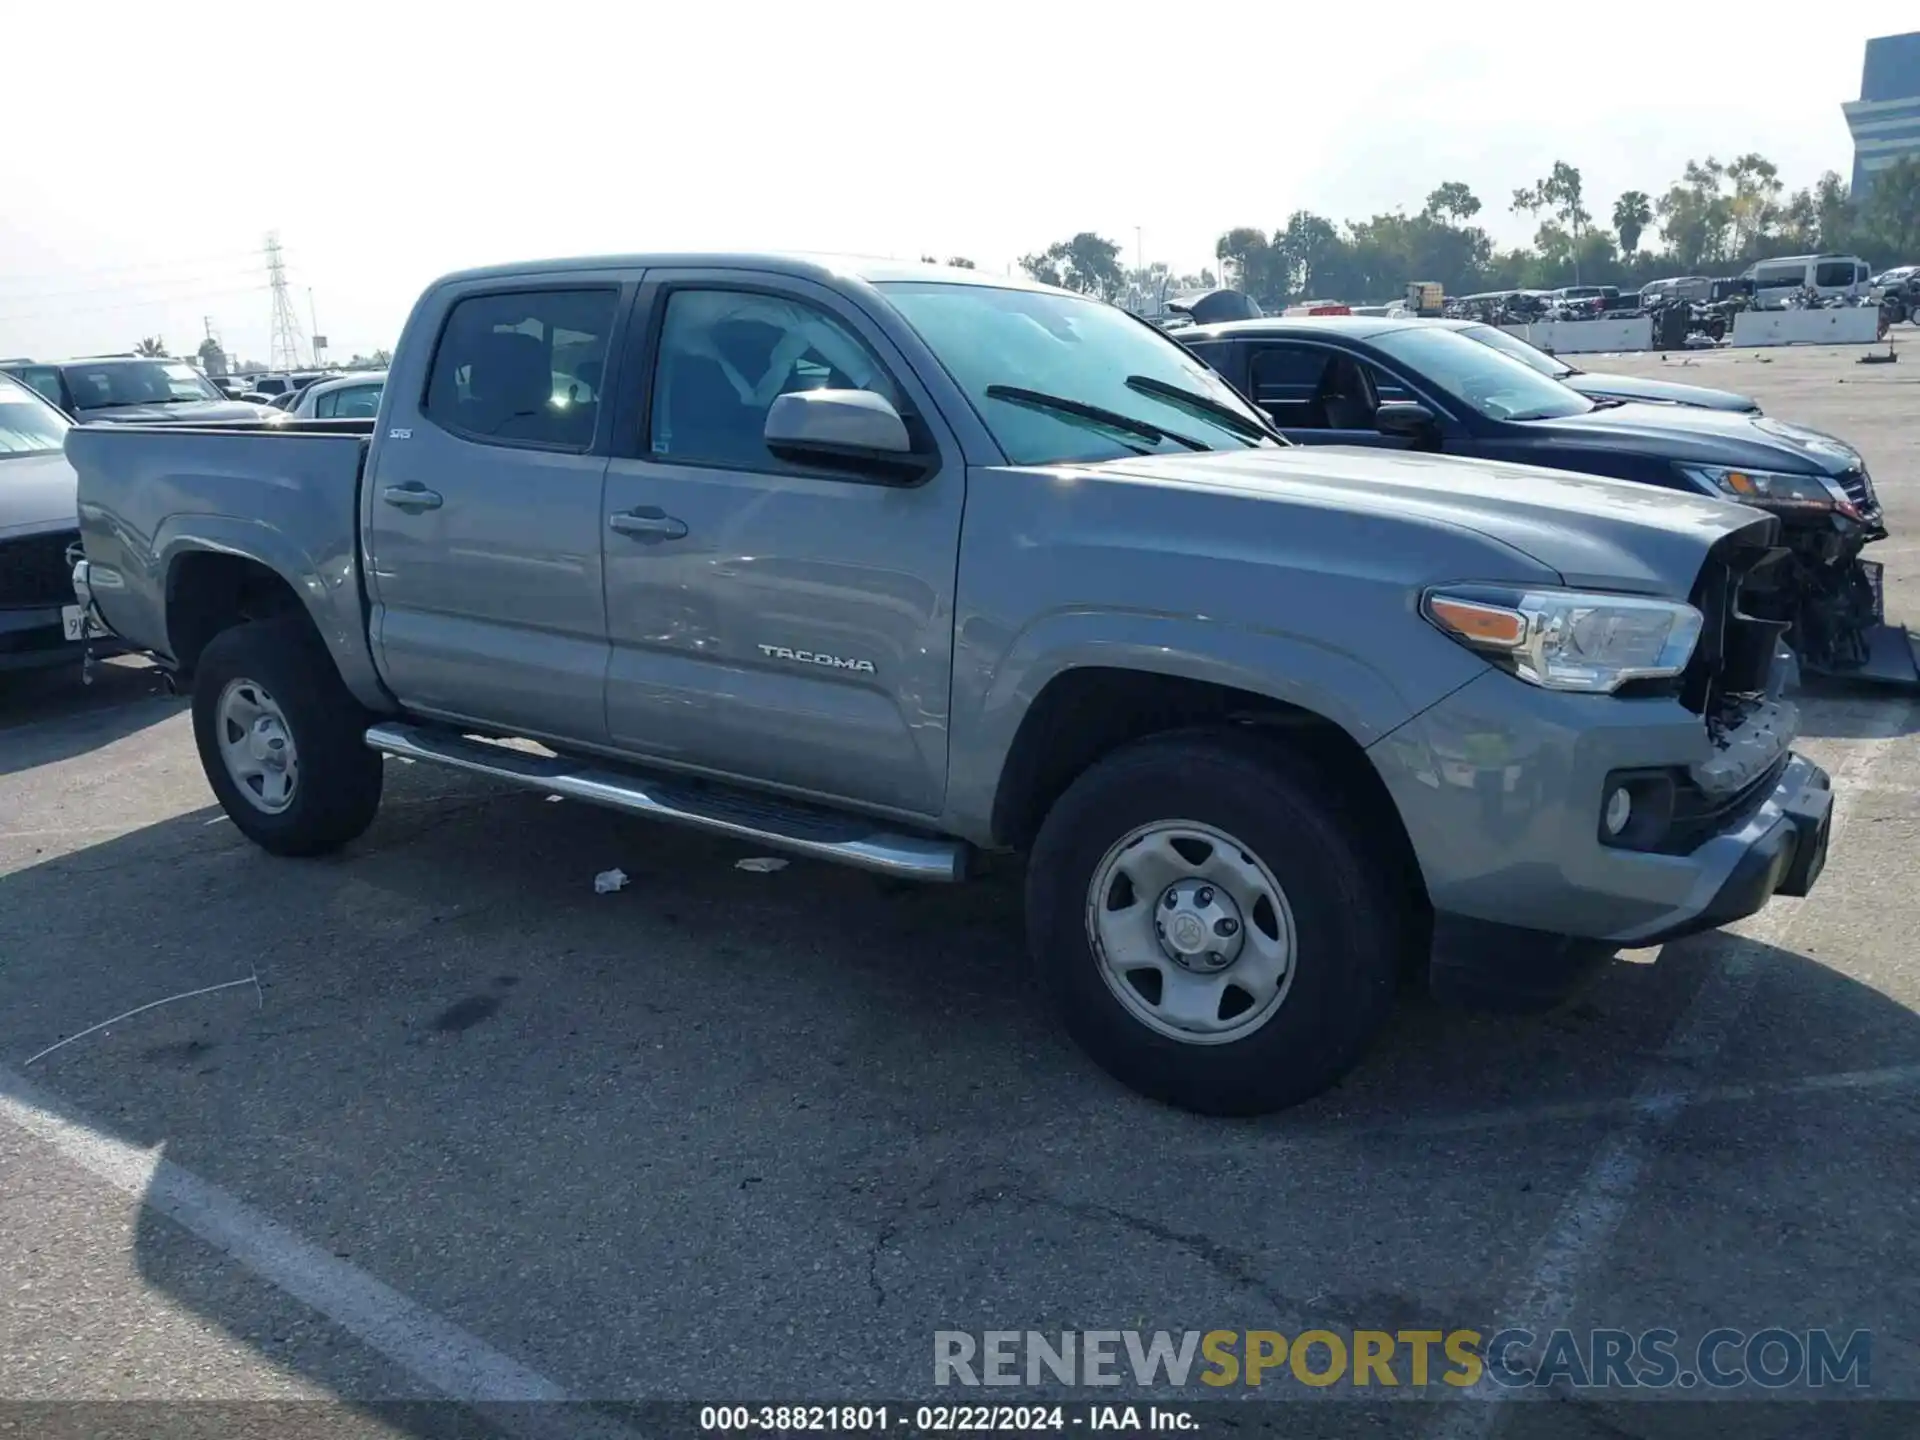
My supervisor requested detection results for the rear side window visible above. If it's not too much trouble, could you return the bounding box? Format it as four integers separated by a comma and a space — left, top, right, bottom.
1814, 260, 1857, 288
1752, 264, 1804, 290
425, 288, 616, 450
327, 384, 382, 419
6, 366, 63, 406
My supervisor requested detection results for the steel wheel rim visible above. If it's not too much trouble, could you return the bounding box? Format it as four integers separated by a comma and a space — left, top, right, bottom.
215, 677, 299, 815
1085, 819, 1298, 1046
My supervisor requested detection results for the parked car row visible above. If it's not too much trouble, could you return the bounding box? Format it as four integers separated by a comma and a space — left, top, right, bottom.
59, 252, 1863, 1115
1, 357, 390, 427
1, 355, 279, 425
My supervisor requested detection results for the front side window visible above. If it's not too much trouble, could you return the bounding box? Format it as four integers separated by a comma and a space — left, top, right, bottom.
1249, 344, 1330, 425
0, 375, 70, 456
424, 288, 616, 449
62, 360, 221, 409
1371, 324, 1592, 423
877, 282, 1275, 465
648, 288, 900, 469
1752, 265, 1805, 290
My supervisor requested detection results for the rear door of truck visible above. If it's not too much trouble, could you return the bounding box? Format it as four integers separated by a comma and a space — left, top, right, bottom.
362, 273, 641, 744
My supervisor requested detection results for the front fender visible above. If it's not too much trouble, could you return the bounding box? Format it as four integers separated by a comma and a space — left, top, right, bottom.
944, 607, 1486, 840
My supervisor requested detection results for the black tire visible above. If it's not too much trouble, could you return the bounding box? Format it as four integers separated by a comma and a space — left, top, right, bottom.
1026, 727, 1407, 1116
191, 614, 383, 857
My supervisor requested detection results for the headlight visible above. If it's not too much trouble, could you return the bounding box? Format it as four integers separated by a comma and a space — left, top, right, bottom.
1422, 585, 1703, 693
1678, 464, 1857, 516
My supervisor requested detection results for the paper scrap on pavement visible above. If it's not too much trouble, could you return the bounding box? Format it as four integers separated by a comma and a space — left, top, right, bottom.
735, 857, 789, 873
593, 868, 629, 894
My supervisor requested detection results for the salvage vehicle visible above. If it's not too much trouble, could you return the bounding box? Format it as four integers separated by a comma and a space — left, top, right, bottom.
69, 255, 1835, 1115
1, 356, 278, 425
1448, 319, 1762, 413
1870, 265, 1919, 327
1177, 314, 1914, 688
0, 374, 109, 671
1741, 254, 1873, 310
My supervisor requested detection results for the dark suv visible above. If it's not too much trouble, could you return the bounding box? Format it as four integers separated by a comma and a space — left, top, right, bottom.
1, 356, 277, 424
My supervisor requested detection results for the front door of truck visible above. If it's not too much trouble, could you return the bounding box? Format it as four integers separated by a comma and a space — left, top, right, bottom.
597, 272, 964, 815
364, 282, 630, 745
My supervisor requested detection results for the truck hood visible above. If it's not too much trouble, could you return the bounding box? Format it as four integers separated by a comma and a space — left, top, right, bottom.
1096, 444, 1773, 596
75, 399, 279, 425
0, 451, 80, 538
1518, 402, 1862, 476
1564, 370, 1760, 414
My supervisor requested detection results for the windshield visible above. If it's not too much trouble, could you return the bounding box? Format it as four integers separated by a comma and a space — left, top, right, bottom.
0, 375, 71, 457
1371, 325, 1593, 422
875, 282, 1277, 464
62, 359, 222, 409
1458, 323, 1575, 378
0, 372, 71, 456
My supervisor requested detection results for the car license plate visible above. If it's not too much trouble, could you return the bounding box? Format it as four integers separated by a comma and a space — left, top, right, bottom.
61, 604, 108, 642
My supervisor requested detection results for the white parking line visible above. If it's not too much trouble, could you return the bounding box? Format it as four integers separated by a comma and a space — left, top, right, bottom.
0, 1063, 579, 1410
1379, 1060, 1920, 1137
1436, 701, 1918, 1433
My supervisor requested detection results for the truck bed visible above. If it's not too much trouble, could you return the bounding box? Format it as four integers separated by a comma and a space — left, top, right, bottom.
66, 421, 385, 705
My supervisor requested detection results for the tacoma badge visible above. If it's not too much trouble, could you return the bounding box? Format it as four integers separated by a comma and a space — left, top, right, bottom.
758, 644, 876, 675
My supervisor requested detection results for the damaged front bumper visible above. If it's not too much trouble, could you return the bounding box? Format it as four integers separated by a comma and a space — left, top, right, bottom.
1369, 670, 1836, 1010
1603, 750, 1830, 946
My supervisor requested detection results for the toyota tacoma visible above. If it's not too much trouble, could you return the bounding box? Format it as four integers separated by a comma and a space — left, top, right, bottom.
67, 255, 1833, 1114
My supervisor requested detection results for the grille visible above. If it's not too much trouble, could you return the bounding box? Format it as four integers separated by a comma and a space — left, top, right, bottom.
1838, 467, 1879, 518
0, 529, 80, 609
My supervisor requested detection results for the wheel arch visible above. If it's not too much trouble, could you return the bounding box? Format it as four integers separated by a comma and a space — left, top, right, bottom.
155, 520, 389, 709
987, 664, 1427, 920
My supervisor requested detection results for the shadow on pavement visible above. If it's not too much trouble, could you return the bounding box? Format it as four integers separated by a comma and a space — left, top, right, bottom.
1, 761, 1916, 1429
0, 657, 180, 777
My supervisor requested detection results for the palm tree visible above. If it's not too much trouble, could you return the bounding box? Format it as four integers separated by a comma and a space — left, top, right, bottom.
1612, 192, 1653, 259
133, 336, 168, 357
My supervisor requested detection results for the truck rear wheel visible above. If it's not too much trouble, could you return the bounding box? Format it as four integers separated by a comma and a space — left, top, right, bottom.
1026, 728, 1404, 1116
191, 615, 383, 857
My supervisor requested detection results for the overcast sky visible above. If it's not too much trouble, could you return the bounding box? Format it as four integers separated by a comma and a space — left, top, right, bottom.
4, 3, 1913, 366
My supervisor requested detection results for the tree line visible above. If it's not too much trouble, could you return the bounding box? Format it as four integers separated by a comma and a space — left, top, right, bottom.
1017, 154, 1920, 310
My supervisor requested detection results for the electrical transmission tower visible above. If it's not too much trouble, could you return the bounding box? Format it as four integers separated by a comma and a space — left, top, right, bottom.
264, 232, 308, 371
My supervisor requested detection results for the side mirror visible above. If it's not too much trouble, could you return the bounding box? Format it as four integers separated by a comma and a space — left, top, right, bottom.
764, 388, 913, 459
1374, 401, 1436, 439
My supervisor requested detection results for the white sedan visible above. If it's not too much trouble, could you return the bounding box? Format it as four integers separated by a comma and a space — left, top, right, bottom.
273, 372, 386, 421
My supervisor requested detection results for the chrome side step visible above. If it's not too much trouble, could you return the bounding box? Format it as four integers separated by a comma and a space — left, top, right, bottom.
363, 722, 967, 883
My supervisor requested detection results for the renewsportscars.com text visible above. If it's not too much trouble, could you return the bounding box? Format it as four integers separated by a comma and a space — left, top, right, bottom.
933, 1328, 1871, 1391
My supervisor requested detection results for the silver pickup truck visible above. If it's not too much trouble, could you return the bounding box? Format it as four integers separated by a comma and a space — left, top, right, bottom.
66, 254, 1834, 1115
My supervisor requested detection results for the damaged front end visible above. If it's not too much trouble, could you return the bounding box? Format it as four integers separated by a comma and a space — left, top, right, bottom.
1670, 530, 1800, 822
1720, 463, 1918, 690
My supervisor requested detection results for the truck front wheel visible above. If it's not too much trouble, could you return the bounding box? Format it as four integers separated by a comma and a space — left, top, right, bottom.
190, 615, 383, 856
1026, 728, 1404, 1115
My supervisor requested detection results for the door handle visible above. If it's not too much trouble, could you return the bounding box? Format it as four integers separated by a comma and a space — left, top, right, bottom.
608, 507, 688, 541
382, 483, 443, 512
